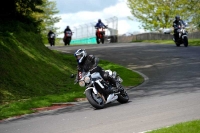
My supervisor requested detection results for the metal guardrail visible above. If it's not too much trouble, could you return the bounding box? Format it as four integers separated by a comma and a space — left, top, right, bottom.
71, 16, 118, 44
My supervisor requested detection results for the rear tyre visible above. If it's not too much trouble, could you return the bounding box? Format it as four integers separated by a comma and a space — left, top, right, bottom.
117, 87, 129, 103
85, 89, 105, 109
183, 37, 188, 47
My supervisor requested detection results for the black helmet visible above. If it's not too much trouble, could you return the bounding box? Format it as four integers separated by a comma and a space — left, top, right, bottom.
74, 49, 87, 64
175, 15, 180, 21
98, 19, 101, 23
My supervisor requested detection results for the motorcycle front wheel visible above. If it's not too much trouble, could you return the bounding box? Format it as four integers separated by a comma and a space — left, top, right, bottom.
101, 38, 104, 44
85, 89, 105, 109
50, 41, 53, 46
96, 38, 100, 44
183, 36, 188, 47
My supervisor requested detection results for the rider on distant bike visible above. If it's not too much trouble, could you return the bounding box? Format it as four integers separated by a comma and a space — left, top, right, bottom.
95, 19, 107, 38
63, 26, 72, 46
47, 30, 55, 46
173, 15, 186, 42
47, 30, 55, 44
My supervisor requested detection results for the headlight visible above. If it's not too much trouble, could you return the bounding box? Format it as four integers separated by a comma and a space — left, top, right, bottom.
84, 76, 90, 83
79, 81, 85, 87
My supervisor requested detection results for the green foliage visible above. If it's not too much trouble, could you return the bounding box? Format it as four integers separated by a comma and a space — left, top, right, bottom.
16, 0, 43, 16
0, 0, 61, 37
147, 120, 200, 133
189, 1, 200, 30
127, 0, 200, 31
0, 0, 44, 30
0, 21, 76, 103
33, 0, 61, 40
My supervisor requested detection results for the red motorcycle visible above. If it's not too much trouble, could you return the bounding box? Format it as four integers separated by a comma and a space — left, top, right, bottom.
95, 26, 107, 44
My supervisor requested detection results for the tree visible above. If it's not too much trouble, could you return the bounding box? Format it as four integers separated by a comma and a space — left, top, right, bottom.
0, 0, 43, 31
187, 0, 200, 30
32, 0, 61, 39
127, 0, 198, 31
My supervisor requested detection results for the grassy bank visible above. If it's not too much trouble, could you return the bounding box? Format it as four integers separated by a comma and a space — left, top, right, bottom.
148, 120, 200, 133
133, 39, 200, 46
0, 21, 143, 120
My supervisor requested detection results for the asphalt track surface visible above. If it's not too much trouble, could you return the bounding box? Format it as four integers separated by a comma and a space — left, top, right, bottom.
1, 43, 200, 133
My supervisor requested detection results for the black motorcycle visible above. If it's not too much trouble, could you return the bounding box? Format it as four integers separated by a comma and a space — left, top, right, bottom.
49, 33, 55, 46
63, 31, 72, 46
173, 26, 188, 47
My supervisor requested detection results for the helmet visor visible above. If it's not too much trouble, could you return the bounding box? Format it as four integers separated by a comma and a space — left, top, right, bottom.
76, 55, 81, 60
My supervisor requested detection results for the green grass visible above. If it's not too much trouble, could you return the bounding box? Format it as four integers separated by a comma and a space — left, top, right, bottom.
0, 57, 143, 120
0, 21, 143, 120
132, 39, 200, 46
147, 120, 200, 133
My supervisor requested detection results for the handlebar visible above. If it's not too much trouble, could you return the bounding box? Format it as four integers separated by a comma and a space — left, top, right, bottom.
95, 25, 108, 29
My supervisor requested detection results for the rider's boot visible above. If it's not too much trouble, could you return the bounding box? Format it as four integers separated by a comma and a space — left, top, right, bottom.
108, 77, 123, 93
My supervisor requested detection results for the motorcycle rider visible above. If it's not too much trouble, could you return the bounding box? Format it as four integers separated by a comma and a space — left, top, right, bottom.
47, 30, 55, 44
74, 49, 121, 94
95, 19, 107, 38
173, 15, 186, 42
63, 26, 72, 45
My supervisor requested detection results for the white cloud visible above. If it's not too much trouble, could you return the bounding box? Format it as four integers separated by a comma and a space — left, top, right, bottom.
54, 0, 144, 38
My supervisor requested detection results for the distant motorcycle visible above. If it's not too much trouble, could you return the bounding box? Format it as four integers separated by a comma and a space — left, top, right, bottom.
63, 31, 72, 46
49, 33, 55, 46
71, 69, 129, 109
173, 25, 188, 47
95, 26, 107, 44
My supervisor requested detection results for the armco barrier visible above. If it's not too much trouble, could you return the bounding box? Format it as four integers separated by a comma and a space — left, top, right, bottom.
70, 35, 118, 45
71, 37, 96, 45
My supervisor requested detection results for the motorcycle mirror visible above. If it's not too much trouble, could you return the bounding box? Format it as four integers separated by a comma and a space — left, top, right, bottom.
70, 74, 75, 78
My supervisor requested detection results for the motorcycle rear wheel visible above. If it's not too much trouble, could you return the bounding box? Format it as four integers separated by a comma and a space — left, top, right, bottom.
117, 88, 129, 103
85, 89, 105, 109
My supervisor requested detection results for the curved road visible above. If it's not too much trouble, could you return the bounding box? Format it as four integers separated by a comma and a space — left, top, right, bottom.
1, 43, 200, 133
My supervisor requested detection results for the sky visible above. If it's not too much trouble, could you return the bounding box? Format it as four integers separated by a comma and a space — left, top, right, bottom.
51, 0, 144, 37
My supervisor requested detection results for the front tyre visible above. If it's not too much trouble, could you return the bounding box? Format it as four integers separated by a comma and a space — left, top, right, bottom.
50, 40, 53, 46
85, 89, 105, 109
101, 38, 104, 44
175, 42, 180, 47
96, 38, 100, 44
117, 88, 129, 103
183, 36, 188, 47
